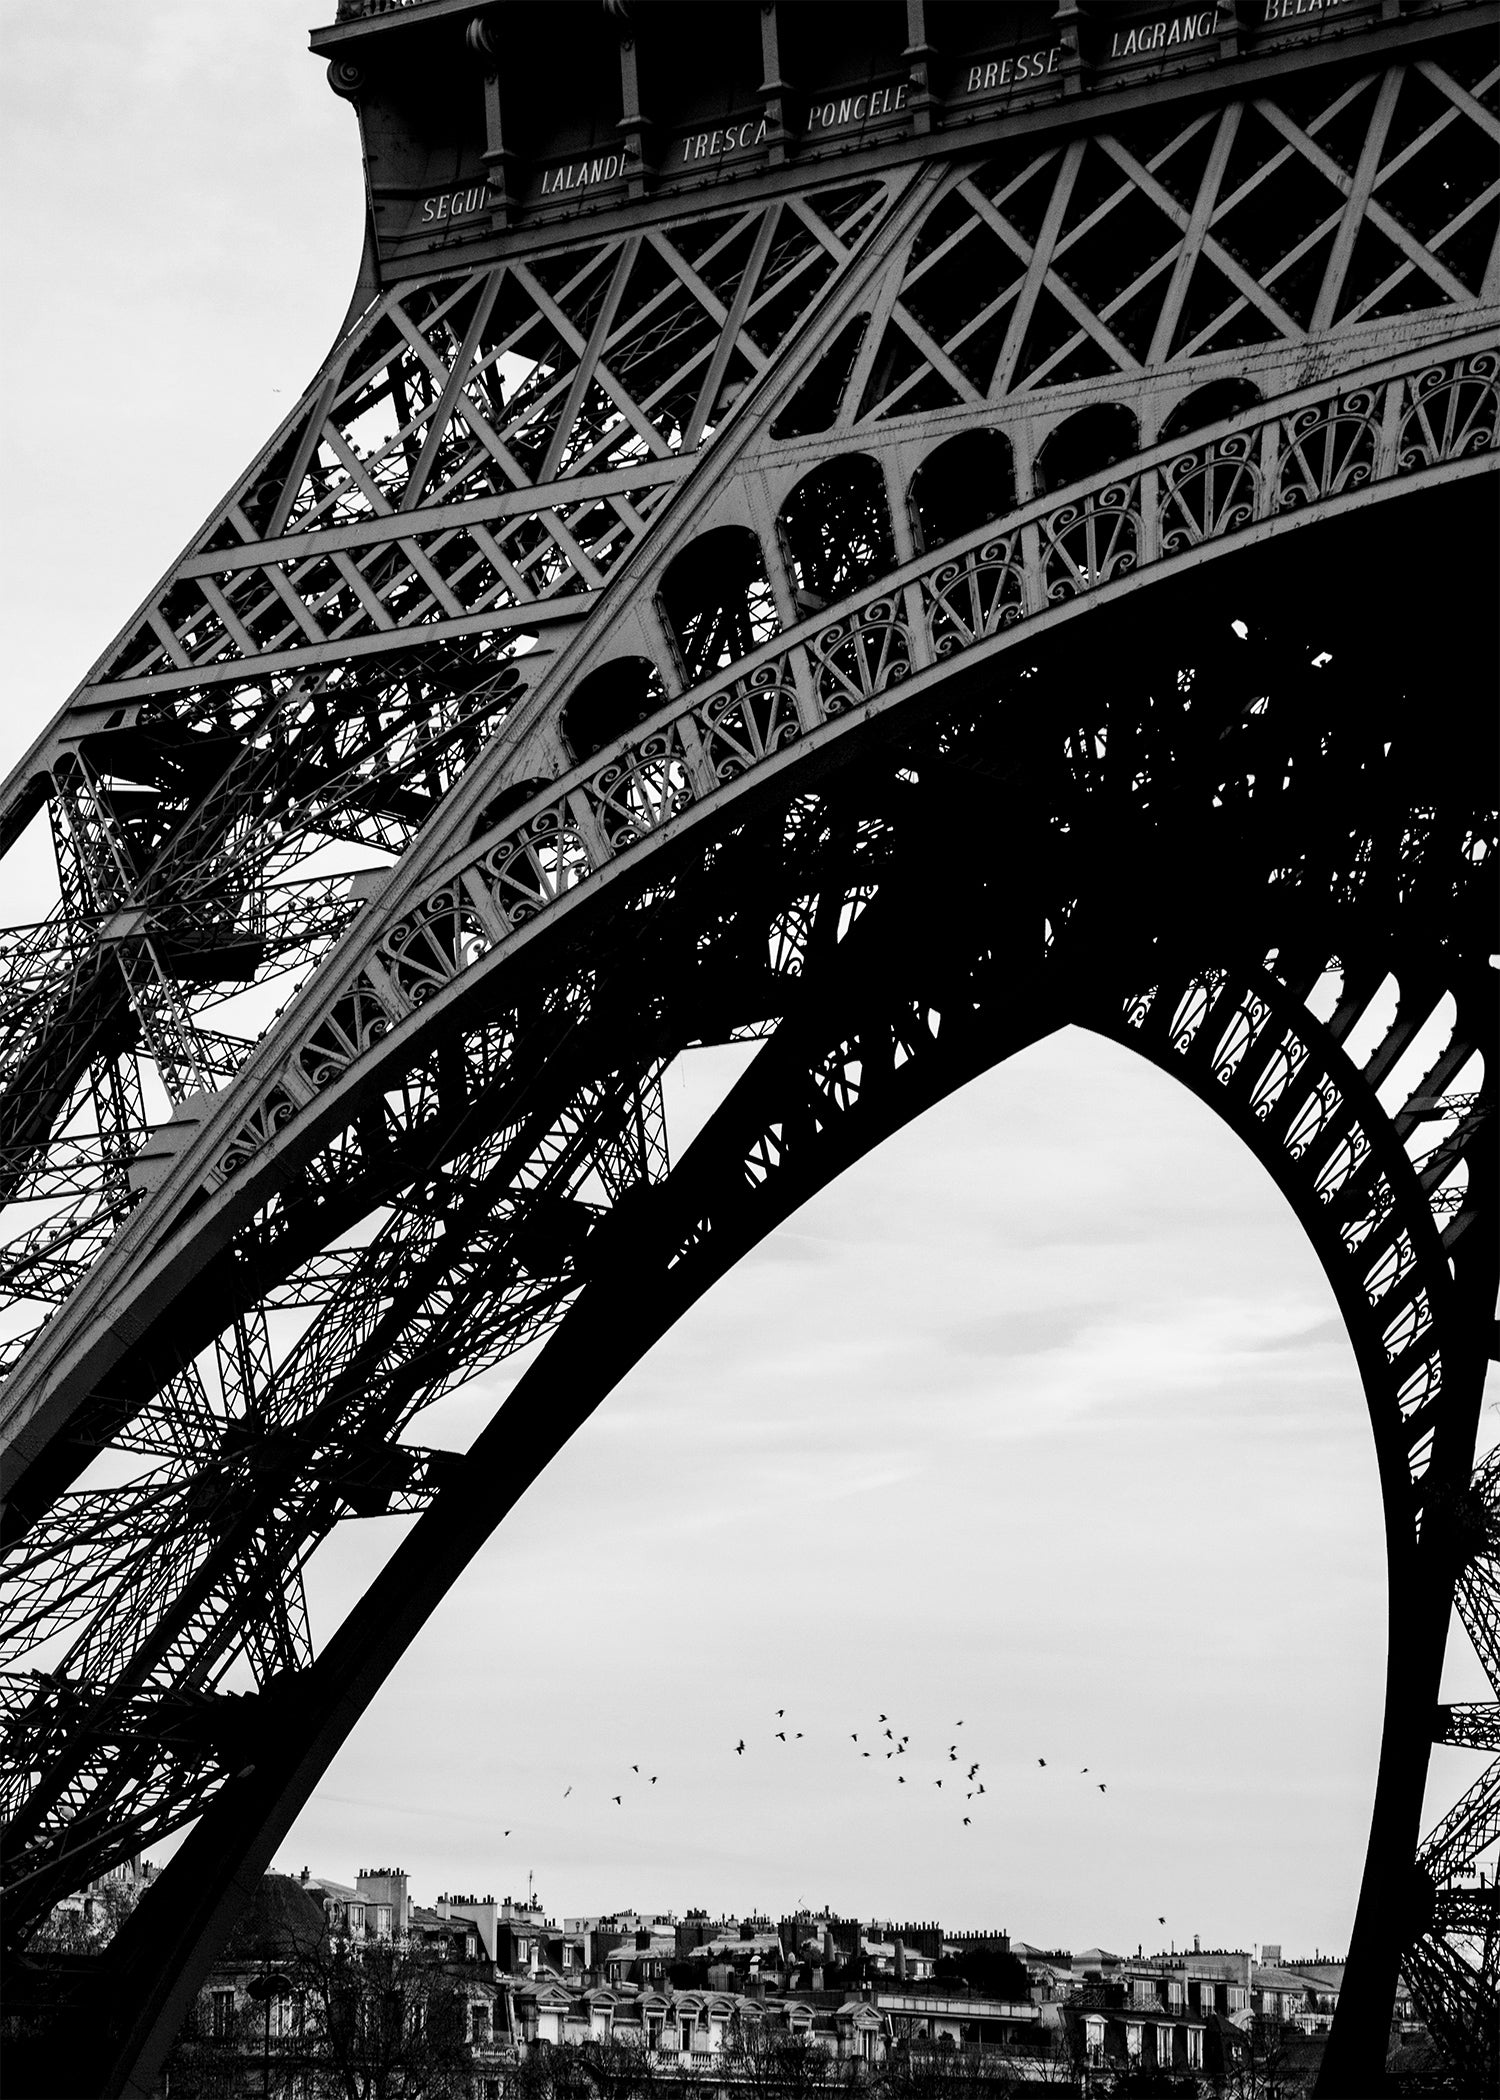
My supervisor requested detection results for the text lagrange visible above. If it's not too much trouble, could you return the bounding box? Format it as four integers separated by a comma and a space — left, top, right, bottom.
1108, 8, 1222, 57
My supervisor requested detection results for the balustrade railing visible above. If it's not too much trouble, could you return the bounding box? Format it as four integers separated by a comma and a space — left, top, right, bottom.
197, 342, 1497, 1190
334, 0, 431, 21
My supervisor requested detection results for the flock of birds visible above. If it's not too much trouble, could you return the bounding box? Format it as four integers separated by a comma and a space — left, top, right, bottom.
531, 1711, 1110, 1834
730, 1712, 1108, 1831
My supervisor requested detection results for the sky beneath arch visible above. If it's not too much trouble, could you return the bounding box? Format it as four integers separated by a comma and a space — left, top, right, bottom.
1, 2, 1490, 1963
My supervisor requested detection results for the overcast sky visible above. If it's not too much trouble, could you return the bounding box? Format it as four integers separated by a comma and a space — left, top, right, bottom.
1, 4, 1489, 1961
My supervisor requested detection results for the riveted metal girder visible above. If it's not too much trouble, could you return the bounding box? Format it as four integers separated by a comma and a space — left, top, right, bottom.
1, 8, 1497, 2094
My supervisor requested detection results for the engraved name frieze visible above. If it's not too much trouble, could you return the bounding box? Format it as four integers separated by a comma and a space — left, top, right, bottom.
678, 116, 772, 166
537, 151, 630, 196
419, 183, 488, 226
804, 83, 910, 134
1261, 0, 1361, 21
958, 45, 1063, 96
1106, 7, 1224, 58
538, 150, 632, 197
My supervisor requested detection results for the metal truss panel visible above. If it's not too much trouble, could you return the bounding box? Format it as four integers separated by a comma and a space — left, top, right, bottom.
1, 10, 1496, 2095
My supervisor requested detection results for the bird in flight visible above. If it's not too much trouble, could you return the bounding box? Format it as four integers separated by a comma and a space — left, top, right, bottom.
650, 1775, 658, 1785
504, 1830, 511, 1837
935, 1779, 942, 1789
1038, 1758, 1047, 1767
563, 1787, 572, 1798
878, 1714, 887, 1722
612, 1796, 622, 1805
775, 1731, 786, 1742
862, 1752, 871, 1759
968, 1764, 979, 1780
735, 1740, 745, 1755
977, 1784, 986, 1795
851, 1733, 859, 1743
955, 1719, 964, 1726
897, 1775, 905, 1784
963, 1817, 971, 1826
795, 1732, 804, 1739
775, 1709, 785, 1718
1158, 1917, 1166, 1926
632, 1765, 639, 1774
1098, 1783, 1107, 1793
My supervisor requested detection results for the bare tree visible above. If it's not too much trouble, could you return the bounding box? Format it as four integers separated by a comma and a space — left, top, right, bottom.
166, 1933, 485, 2099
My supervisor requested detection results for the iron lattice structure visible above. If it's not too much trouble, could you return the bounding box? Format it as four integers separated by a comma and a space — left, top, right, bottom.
0, 2, 1496, 2092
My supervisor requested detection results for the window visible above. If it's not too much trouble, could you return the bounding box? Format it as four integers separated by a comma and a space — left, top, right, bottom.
659, 527, 778, 683
1033, 404, 1139, 497
559, 657, 667, 763
1159, 379, 1261, 444
681, 2020, 695, 2052
472, 2002, 490, 2041
777, 455, 894, 612
210, 1989, 235, 2040
909, 431, 1016, 553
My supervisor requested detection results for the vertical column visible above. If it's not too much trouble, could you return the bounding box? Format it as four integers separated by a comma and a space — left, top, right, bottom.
759, 4, 792, 166
469, 21, 519, 225
1051, 0, 1086, 98
1215, 1, 1245, 60
618, 33, 652, 200
904, 0, 938, 137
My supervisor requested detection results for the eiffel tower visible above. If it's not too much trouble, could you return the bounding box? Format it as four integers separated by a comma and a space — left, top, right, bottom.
1, 2, 1496, 2092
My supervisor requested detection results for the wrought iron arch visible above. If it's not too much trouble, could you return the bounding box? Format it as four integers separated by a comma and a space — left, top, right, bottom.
27, 672, 1493, 2089
2, 9, 1498, 2092
4, 494, 1494, 2095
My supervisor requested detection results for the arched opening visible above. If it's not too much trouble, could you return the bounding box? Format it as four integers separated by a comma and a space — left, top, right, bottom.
1034, 404, 1140, 497
294, 1029, 1383, 1972
1160, 380, 1263, 445
559, 657, 667, 764
908, 430, 1017, 553
777, 455, 895, 615
658, 528, 779, 685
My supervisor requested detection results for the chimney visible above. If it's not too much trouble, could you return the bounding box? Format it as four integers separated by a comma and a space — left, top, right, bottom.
894, 1939, 907, 1981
